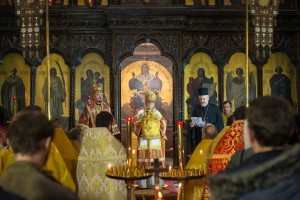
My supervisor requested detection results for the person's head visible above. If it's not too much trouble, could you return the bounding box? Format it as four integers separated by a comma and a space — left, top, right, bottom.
141, 64, 149, 75
247, 96, 295, 150
236, 68, 244, 76
198, 88, 209, 107
197, 68, 205, 77
68, 128, 82, 141
94, 71, 100, 78
222, 101, 232, 115
275, 66, 283, 74
50, 67, 57, 76
50, 118, 63, 129
233, 106, 247, 121
9, 68, 17, 77
202, 123, 218, 139
8, 110, 54, 166
23, 105, 42, 111
96, 111, 113, 131
86, 69, 94, 79
145, 91, 157, 110
90, 82, 103, 104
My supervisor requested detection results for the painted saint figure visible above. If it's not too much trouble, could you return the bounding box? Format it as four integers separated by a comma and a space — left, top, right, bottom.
129, 63, 163, 114
1, 68, 26, 120
42, 67, 66, 119
269, 66, 292, 104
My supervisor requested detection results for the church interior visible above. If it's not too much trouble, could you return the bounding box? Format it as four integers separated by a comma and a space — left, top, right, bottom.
0, 0, 300, 199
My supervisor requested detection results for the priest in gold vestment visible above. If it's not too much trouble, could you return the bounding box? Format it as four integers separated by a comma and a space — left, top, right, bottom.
185, 124, 218, 200
76, 111, 126, 200
77, 82, 120, 135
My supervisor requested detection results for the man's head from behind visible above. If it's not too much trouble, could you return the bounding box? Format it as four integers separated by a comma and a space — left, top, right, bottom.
8, 110, 54, 166
202, 123, 218, 139
96, 111, 113, 131
247, 96, 295, 149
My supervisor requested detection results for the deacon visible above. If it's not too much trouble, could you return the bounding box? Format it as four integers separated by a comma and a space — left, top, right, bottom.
77, 82, 120, 136
190, 88, 223, 152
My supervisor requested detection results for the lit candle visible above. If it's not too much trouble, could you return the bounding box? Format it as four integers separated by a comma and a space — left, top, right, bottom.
158, 191, 163, 200
200, 149, 203, 155
107, 164, 112, 174
176, 121, 185, 170
177, 183, 182, 200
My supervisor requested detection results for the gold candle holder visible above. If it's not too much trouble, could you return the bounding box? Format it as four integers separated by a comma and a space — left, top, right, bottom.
177, 121, 185, 170
126, 118, 133, 169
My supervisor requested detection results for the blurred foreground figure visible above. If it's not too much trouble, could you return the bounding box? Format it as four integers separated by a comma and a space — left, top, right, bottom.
0, 110, 77, 200
208, 96, 300, 200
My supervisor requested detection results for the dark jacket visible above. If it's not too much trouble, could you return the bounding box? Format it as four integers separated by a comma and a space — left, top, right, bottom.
208, 144, 300, 200
0, 161, 78, 200
225, 148, 253, 171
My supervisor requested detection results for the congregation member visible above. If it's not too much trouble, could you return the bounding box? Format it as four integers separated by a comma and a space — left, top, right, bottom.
221, 101, 232, 127
77, 111, 126, 200
0, 110, 77, 200
208, 96, 300, 200
0, 106, 75, 191
77, 82, 120, 136
190, 88, 223, 152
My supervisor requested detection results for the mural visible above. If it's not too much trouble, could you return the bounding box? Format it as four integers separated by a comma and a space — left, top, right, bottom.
36, 54, 70, 120
184, 52, 219, 120
223, 53, 257, 110
0, 53, 30, 124
121, 60, 173, 121
75, 52, 110, 121
263, 52, 297, 108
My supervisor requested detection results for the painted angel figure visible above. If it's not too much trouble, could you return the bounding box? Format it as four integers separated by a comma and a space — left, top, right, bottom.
226, 67, 256, 109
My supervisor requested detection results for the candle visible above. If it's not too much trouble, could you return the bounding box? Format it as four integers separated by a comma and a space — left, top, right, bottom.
13, 95, 17, 116
107, 164, 112, 174
132, 149, 136, 169
177, 183, 182, 200
158, 191, 162, 200
200, 149, 203, 155
176, 121, 185, 170
126, 118, 133, 166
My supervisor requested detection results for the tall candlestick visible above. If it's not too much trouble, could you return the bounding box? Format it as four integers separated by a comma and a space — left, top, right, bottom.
13, 95, 17, 116
126, 118, 133, 166
177, 183, 182, 200
177, 121, 185, 170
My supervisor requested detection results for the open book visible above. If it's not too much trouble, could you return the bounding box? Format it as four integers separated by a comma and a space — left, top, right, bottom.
191, 117, 205, 127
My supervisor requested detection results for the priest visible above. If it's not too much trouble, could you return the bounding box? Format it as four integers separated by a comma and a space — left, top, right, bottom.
190, 88, 223, 152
